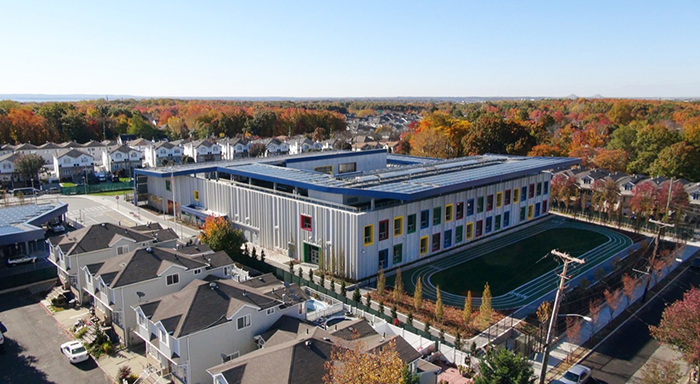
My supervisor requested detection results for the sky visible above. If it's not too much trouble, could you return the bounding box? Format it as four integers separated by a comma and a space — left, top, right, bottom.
0, 0, 698, 98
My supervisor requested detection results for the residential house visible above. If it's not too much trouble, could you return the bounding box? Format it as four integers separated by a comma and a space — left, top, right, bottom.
183, 140, 222, 163
102, 145, 143, 175
80, 141, 110, 166
0, 144, 14, 157
320, 138, 338, 151
144, 141, 183, 167
207, 316, 425, 384
351, 141, 383, 152
287, 137, 314, 155
0, 153, 20, 188
219, 138, 249, 160
52, 148, 95, 182
36, 142, 63, 166
249, 138, 288, 157
128, 138, 152, 154
13, 143, 38, 157
118, 134, 137, 145
83, 244, 234, 346
132, 275, 307, 384
47, 222, 178, 303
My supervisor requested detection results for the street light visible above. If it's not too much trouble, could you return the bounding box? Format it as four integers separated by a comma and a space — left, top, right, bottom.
558, 314, 593, 323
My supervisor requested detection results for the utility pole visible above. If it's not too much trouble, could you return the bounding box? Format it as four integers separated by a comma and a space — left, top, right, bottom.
539, 250, 585, 384
641, 179, 675, 303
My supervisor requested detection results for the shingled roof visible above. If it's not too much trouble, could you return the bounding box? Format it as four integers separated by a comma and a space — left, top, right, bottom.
48, 222, 174, 256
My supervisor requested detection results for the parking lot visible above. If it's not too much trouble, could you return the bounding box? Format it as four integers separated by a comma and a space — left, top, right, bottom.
0, 289, 108, 384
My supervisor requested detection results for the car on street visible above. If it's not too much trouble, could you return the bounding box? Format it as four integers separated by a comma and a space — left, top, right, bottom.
60, 341, 89, 364
691, 257, 700, 269
5, 254, 38, 266
560, 365, 592, 384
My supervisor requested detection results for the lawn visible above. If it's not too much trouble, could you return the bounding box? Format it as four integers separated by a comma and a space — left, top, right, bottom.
405, 227, 608, 298
90, 190, 131, 196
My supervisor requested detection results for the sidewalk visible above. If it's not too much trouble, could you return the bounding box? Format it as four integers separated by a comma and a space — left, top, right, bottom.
39, 297, 149, 383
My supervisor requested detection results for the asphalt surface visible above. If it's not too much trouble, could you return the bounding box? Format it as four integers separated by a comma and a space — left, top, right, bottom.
578, 263, 700, 384
0, 289, 108, 384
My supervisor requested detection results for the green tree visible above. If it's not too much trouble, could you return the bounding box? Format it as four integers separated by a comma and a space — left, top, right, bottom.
480, 282, 493, 327
591, 179, 620, 215
14, 154, 44, 189
352, 285, 361, 302
377, 268, 385, 297
401, 364, 420, 384
198, 216, 245, 260
413, 277, 423, 310
435, 285, 444, 322
474, 347, 536, 384
650, 141, 700, 181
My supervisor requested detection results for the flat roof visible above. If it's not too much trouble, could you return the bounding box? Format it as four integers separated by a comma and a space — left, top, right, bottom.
0, 202, 68, 246
136, 151, 579, 202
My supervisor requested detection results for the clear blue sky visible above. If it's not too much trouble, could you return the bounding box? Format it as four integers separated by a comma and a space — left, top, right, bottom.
1, 0, 698, 98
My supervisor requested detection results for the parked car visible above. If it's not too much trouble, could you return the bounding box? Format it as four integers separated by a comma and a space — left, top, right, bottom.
560, 365, 591, 384
95, 172, 107, 182
50, 222, 66, 233
9, 187, 39, 196
60, 341, 89, 364
5, 254, 37, 266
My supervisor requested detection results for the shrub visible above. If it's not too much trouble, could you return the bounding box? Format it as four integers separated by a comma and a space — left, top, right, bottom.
75, 327, 88, 339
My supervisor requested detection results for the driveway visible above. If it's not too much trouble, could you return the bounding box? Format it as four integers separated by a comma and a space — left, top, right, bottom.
0, 289, 108, 384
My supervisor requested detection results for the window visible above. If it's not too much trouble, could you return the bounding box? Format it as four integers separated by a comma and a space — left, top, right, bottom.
117, 245, 129, 255
433, 207, 441, 225
495, 214, 501, 231
520, 206, 526, 221
236, 314, 251, 330
444, 230, 452, 248
165, 180, 171, 191
159, 327, 169, 346
379, 249, 388, 268
466, 199, 474, 216
378, 220, 389, 241
496, 192, 503, 208
407, 214, 416, 233
266, 308, 275, 315
419, 236, 429, 255
116, 153, 122, 159
431, 233, 441, 252
529, 184, 535, 199
456, 202, 464, 220
393, 244, 403, 264
542, 200, 548, 213
513, 188, 520, 203
420, 210, 429, 228
485, 217, 492, 233
536, 182, 542, 196
193, 268, 202, 275
543, 181, 549, 194
528, 205, 534, 219
363, 225, 374, 246
486, 195, 493, 211
445, 204, 453, 222
503, 211, 510, 227
313, 165, 333, 174
85, 270, 92, 283
477, 197, 484, 213
535, 202, 541, 218
466, 222, 474, 239
521, 186, 527, 201
194, 190, 200, 201
223, 351, 240, 362
166, 273, 180, 286
393, 217, 403, 237
476, 220, 483, 237
137, 312, 145, 327
338, 162, 356, 174
301, 215, 312, 231
505, 190, 511, 205
456, 225, 464, 243
584, 177, 591, 185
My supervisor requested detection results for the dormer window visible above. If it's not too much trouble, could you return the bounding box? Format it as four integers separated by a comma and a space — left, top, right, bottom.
583, 177, 592, 185
159, 327, 169, 346
116, 153, 122, 159
166, 273, 180, 286
117, 245, 129, 255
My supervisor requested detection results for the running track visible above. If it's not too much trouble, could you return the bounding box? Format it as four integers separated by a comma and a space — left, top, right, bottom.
408, 217, 633, 309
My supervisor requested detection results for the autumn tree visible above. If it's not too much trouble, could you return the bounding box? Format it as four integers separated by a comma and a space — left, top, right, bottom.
475, 347, 535, 384
649, 287, 700, 371
565, 317, 583, 358
323, 338, 406, 384
621, 274, 639, 306
435, 285, 444, 322
413, 277, 423, 310
550, 174, 578, 209
480, 283, 493, 327
589, 298, 603, 332
463, 291, 472, 326
640, 360, 683, 384
629, 183, 660, 218
393, 268, 404, 301
594, 148, 628, 173
657, 180, 690, 221
248, 142, 266, 158
377, 268, 385, 297
198, 216, 245, 261
604, 289, 622, 320
591, 178, 620, 215
650, 141, 700, 181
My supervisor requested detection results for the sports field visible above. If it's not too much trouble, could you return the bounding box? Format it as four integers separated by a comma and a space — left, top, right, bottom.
396, 218, 633, 309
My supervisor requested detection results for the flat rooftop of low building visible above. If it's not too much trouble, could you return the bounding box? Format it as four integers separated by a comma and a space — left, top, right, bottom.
0, 202, 68, 246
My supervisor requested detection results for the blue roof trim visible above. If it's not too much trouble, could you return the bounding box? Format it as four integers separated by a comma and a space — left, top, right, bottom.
283, 149, 386, 164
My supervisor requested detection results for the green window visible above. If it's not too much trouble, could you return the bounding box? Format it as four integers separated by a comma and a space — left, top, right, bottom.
393, 244, 403, 264
477, 196, 484, 213
407, 214, 416, 233
456, 225, 464, 243
433, 207, 441, 225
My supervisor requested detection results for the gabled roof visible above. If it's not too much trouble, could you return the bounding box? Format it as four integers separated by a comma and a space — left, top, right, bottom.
0, 144, 15, 150
109, 145, 137, 154
191, 139, 216, 148
136, 278, 300, 338
82, 141, 104, 148
0, 153, 19, 163
14, 143, 37, 150
128, 138, 151, 147
155, 141, 176, 149
89, 246, 232, 288
55, 148, 93, 159
48, 222, 156, 256
60, 141, 80, 148
38, 142, 61, 149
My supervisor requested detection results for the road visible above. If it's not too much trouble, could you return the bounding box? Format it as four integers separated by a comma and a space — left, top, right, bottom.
0, 289, 108, 384
578, 263, 700, 384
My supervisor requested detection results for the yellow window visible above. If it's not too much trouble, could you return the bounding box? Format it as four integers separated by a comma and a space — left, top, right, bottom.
419, 236, 429, 255
513, 189, 519, 203
496, 192, 503, 208
466, 222, 474, 239
445, 204, 453, 222
193, 190, 200, 201
363, 225, 373, 246
393, 216, 403, 237
527, 205, 534, 219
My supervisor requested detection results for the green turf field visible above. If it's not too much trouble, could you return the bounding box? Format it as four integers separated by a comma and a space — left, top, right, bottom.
429, 227, 607, 297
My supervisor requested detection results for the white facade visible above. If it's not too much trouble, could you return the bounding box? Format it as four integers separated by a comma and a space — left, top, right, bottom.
52, 149, 95, 181
102, 146, 144, 173
144, 143, 183, 167
184, 141, 222, 163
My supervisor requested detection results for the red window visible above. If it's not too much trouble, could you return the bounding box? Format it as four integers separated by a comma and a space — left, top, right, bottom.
529, 183, 535, 199
301, 215, 312, 231
505, 190, 511, 205
456, 202, 464, 220
542, 199, 548, 213
378, 220, 389, 241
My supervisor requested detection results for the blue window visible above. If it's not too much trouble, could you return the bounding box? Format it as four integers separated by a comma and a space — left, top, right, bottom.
420, 210, 429, 228
535, 202, 541, 218
444, 229, 452, 248
503, 211, 510, 227
485, 217, 492, 233
521, 186, 527, 200
378, 249, 388, 269
466, 199, 475, 216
